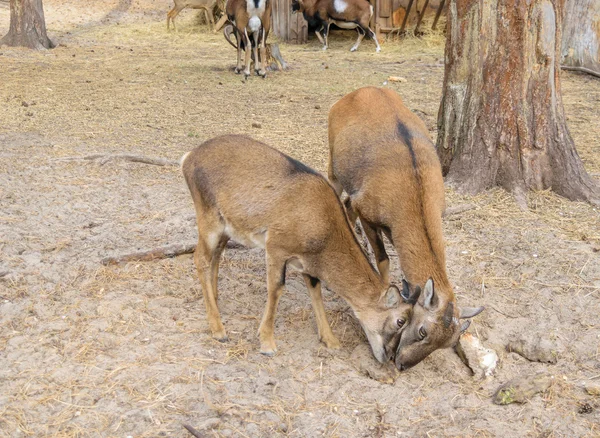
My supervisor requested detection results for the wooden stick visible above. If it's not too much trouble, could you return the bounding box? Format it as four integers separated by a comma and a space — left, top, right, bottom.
183, 424, 204, 438
560, 65, 600, 78
443, 203, 476, 217
432, 0, 445, 30
101, 241, 245, 266
414, 0, 430, 35
55, 154, 179, 167
399, 0, 415, 35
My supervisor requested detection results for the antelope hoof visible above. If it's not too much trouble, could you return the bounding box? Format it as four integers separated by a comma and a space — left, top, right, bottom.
376, 47, 381, 53
350, 47, 358, 52
244, 70, 251, 79
234, 67, 242, 74
260, 343, 277, 356
213, 332, 229, 342
258, 69, 267, 78
259, 334, 277, 356
321, 335, 341, 350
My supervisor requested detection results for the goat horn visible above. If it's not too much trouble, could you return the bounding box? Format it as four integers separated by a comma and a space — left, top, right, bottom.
443, 302, 454, 328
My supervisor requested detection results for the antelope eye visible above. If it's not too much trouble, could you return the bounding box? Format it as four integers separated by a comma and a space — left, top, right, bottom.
418, 326, 427, 339
396, 319, 405, 328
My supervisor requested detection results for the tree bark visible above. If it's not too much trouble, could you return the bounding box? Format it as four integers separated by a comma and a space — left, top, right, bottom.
561, 0, 600, 74
0, 0, 54, 49
436, 0, 599, 206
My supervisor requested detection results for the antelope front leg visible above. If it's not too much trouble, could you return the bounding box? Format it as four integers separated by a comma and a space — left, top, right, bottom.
243, 29, 252, 78
324, 22, 332, 50
235, 30, 243, 74
256, 30, 267, 77
350, 28, 366, 52
315, 24, 326, 49
368, 28, 381, 52
253, 30, 263, 76
303, 274, 341, 349
258, 251, 287, 355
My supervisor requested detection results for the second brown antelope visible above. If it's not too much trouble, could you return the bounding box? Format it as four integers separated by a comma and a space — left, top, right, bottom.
181, 135, 420, 362
167, 0, 218, 32
291, 0, 381, 52
226, 0, 272, 77
328, 87, 484, 371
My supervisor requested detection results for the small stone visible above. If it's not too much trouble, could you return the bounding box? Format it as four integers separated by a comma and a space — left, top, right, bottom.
351, 343, 398, 384
581, 380, 600, 396
252, 122, 262, 128
314, 104, 321, 109
388, 76, 407, 83
507, 333, 558, 364
493, 373, 553, 405
457, 333, 498, 378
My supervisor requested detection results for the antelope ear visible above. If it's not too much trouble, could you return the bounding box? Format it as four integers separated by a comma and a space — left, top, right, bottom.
422, 278, 435, 310
383, 285, 401, 309
460, 320, 471, 333
459, 306, 485, 319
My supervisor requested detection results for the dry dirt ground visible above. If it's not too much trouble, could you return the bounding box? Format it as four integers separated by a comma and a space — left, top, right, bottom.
1, 1, 600, 437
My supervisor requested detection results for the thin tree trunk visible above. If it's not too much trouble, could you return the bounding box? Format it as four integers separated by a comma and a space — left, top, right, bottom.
436, 0, 599, 206
561, 0, 600, 75
0, 0, 54, 49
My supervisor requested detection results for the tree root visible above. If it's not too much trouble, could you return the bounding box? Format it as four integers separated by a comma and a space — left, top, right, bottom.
443, 203, 477, 217
101, 241, 244, 265
182, 424, 204, 438
55, 154, 179, 166
561, 65, 600, 78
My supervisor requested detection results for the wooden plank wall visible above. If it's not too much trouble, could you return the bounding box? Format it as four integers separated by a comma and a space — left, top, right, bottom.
272, 0, 308, 44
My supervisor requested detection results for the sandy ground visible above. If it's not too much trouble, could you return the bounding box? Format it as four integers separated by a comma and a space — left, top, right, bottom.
1, 1, 599, 437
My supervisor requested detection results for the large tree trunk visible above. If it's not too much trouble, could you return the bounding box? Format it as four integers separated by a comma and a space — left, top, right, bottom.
561, 0, 600, 75
436, 0, 599, 206
0, 0, 54, 49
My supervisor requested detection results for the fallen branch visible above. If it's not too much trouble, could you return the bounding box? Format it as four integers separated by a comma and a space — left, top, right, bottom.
560, 65, 600, 79
56, 154, 179, 166
183, 424, 204, 438
443, 203, 477, 217
101, 241, 245, 265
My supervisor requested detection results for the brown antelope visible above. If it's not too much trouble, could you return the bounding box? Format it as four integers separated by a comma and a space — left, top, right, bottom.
328, 87, 484, 370
226, 0, 272, 77
181, 135, 420, 362
291, 0, 381, 52
167, 0, 218, 32
223, 23, 289, 71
